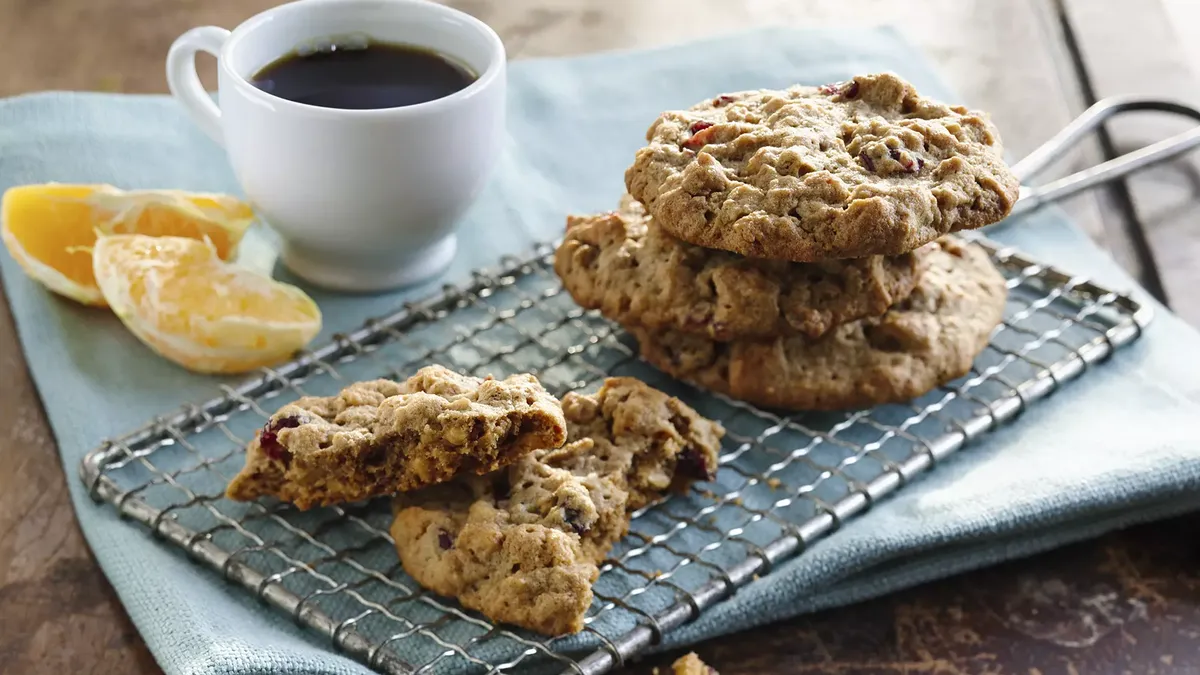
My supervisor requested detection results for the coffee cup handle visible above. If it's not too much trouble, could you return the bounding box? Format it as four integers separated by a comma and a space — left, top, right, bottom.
166, 26, 230, 146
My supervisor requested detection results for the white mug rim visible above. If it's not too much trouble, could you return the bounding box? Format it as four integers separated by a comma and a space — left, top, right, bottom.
218, 0, 505, 118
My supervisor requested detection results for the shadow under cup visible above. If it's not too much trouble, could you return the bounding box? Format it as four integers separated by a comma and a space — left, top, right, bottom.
216, 0, 507, 292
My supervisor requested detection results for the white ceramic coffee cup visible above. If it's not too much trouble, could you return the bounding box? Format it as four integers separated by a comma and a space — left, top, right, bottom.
166, 0, 506, 292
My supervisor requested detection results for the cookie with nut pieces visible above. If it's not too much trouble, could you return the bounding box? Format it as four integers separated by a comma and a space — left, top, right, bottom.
633, 236, 1007, 411
625, 72, 1020, 262
390, 377, 724, 635
555, 194, 928, 341
225, 365, 567, 510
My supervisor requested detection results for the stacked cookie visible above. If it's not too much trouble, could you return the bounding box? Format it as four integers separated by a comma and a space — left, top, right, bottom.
556, 73, 1021, 410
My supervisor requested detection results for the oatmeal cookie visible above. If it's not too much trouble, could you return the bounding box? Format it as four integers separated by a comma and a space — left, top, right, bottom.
225, 365, 567, 510
625, 72, 1020, 261
633, 237, 1007, 410
555, 194, 927, 341
390, 377, 724, 635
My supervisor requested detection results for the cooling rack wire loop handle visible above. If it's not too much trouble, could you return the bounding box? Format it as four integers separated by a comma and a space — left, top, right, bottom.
1009, 96, 1200, 217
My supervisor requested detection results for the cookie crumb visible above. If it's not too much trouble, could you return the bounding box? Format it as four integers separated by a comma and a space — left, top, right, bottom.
672, 652, 719, 675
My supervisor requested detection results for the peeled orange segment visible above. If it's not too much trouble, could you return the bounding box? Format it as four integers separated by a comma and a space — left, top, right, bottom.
1, 183, 254, 306
93, 234, 322, 375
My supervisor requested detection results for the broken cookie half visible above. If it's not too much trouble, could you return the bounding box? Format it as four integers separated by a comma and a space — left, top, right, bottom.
390, 377, 725, 636
225, 365, 568, 510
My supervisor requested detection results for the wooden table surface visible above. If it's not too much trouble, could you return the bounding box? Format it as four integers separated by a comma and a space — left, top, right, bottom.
2, 1, 1199, 674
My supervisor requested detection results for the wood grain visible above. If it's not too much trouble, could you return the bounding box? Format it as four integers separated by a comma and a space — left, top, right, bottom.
0, 274, 158, 674
0, 1, 1196, 675
627, 515, 1200, 675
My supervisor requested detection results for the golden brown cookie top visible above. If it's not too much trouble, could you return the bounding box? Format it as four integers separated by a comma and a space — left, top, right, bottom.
224, 365, 567, 509
625, 73, 1020, 262
261, 367, 563, 457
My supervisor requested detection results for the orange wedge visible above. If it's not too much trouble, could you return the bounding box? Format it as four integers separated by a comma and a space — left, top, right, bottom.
1, 183, 254, 306
93, 234, 322, 374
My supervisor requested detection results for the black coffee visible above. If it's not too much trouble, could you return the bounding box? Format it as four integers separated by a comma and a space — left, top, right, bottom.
250, 39, 476, 110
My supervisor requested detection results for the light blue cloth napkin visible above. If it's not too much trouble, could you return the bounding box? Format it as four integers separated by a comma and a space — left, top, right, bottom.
2, 26, 1199, 675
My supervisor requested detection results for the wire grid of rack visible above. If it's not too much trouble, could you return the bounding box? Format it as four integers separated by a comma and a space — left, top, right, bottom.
80, 232, 1150, 675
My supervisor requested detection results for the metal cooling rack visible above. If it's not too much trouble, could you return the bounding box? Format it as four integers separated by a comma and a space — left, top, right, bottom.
80, 96, 1200, 675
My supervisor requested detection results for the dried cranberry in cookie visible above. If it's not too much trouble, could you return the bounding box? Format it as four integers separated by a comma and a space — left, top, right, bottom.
818, 79, 859, 99
258, 415, 302, 462
624, 73, 1020, 262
